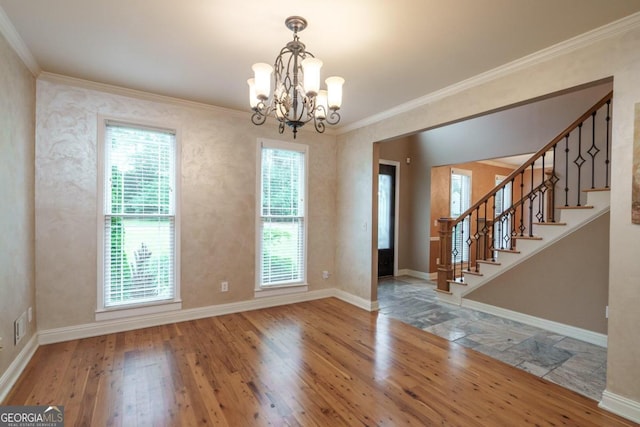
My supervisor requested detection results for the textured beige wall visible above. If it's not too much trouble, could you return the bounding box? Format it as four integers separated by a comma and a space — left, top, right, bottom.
35, 78, 337, 331
336, 131, 375, 300
335, 27, 640, 403
0, 33, 36, 377
466, 212, 610, 334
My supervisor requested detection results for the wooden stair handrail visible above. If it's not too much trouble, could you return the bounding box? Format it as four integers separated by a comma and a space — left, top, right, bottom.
450, 91, 613, 227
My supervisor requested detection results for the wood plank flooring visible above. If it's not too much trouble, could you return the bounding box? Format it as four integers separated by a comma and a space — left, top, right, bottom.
4, 298, 635, 426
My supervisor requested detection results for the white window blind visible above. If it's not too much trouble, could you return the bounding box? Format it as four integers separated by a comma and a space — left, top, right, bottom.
259, 142, 307, 286
102, 122, 177, 307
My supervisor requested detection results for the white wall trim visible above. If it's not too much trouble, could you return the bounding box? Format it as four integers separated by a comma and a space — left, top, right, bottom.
0, 335, 38, 403
0, 6, 40, 75
37, 287, 379, 345
339, 12, 640, 135
40, 288, 336, 345
462, 299, 607, 347
599, 390, 640, 423
397, 269, 432, 281
334, 289, 379, 312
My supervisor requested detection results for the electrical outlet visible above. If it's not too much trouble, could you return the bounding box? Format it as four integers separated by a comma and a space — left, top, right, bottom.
0, 336, 3, 351
221, 281, 229, 292
28, 307, 33, 323
14, 312, 27, 345
322, 271, 330, 279
605, 305, 609, 319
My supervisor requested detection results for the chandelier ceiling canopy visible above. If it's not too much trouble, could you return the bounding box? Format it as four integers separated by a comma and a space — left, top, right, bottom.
247, 16, 344, 139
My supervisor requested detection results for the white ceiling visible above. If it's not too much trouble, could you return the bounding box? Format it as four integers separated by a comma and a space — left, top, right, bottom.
1, 1, 639, 129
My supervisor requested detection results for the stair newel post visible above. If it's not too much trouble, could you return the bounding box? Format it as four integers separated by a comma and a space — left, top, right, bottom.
510, 178, 516, 250
437, 218, 455, 293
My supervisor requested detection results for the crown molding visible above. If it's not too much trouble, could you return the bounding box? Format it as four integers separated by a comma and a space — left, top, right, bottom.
339, 11, 640, 135
0, 5, 40, 76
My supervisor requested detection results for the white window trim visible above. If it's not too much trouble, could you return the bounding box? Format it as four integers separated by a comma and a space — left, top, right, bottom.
255, 138, 309, 298
96, 115, 182, 320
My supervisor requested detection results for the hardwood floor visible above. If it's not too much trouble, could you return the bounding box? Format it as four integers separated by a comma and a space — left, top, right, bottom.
4, 298, 635, 426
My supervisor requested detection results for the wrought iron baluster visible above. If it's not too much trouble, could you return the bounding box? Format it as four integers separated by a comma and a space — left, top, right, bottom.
574, 123, 585, 206
466, 213, 473, 274
484, 200, 490, 259
519, 171, 525, 236
587, 111, 600, 189
564, 134, 570, 207
605, 100, 611, 188
537, 153, 546, 223
549, 144, 558, 222
528, 164, 535, 236
452, 223, 459, 280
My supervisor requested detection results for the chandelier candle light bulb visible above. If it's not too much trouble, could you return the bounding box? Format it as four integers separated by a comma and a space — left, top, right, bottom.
252, 63, 273, 100
248, 16, 344, 138
326, 76, 344, 109
301, 57, 322, 96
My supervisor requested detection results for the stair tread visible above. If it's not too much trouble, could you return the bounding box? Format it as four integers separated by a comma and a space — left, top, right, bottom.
476, 260, 501, 266
494, 248, 520, 254
534, 222, 567, 226
435, 288, 452, 295
462, 269, 483, 276
557, 205, 594, 210
447, 279, 467, 286
583, 188, 611, 192
513, 235, 543, 240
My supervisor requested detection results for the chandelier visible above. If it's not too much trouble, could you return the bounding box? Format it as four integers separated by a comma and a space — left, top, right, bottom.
247, 16, 344, 139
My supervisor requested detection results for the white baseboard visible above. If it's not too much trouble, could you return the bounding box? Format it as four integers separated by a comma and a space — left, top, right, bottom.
397, 269, 432, 281
39, 288, 335, 345
334, 289, 379, 312
0, 334, 38, 403
461, 299, 608, 348
599, 390, 640, 423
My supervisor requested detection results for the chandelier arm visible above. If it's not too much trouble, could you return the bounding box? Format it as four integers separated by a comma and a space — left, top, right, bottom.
313, 117, 326, 134
325, 109, 341, 125
251, 110, 267, 126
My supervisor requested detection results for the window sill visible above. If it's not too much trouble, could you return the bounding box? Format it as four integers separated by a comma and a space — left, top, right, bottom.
254, 283, 308, 299
95, 300, 182, 321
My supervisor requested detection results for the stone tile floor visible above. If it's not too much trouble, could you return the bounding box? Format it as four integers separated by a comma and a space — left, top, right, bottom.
377, 276, 607, 401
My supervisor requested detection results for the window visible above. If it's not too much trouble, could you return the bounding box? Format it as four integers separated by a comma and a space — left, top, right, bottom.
450, 168, 472, 263
494, 175, 512, 250
257, 139, 308, 289
98, 119, 180, 317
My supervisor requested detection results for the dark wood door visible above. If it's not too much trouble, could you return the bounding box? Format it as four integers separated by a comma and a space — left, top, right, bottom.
378, 163, 396, 277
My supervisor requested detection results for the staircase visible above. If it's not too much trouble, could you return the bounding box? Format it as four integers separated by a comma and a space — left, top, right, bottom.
436, 91, 613, 304
437, 188, 610, 305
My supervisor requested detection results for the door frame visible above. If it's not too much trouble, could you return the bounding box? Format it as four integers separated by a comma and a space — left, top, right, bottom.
379, 159, 400, 277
